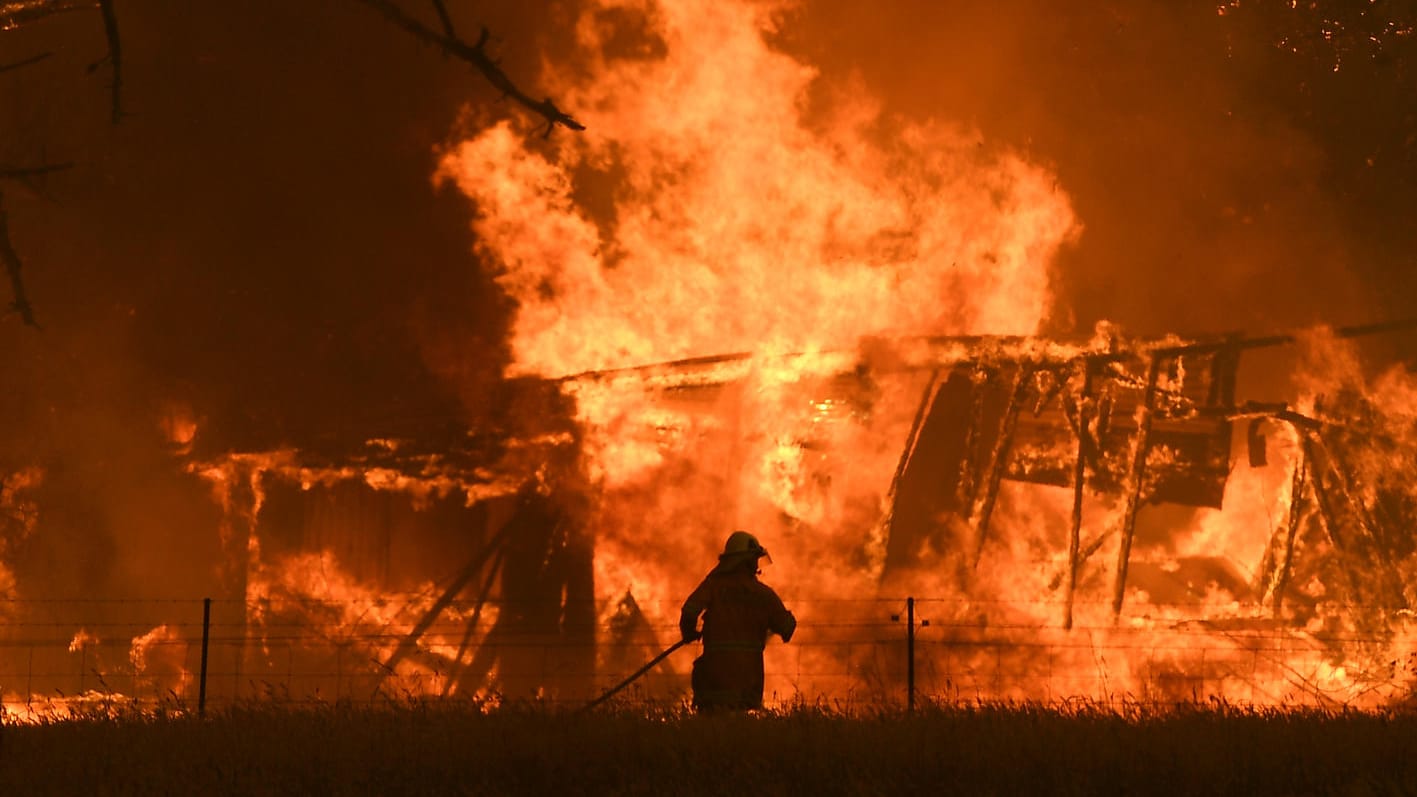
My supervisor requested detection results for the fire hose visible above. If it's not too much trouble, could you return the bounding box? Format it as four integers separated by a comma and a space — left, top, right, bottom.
578, 638, 689, 713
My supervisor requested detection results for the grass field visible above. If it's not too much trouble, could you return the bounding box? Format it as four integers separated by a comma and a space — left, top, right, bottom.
2, 699, 1415, 795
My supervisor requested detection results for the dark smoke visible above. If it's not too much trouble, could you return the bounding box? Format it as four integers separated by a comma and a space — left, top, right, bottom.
782, 0, 1416, 338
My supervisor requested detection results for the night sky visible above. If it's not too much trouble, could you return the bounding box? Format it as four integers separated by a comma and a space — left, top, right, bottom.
2, 0, 1415, 597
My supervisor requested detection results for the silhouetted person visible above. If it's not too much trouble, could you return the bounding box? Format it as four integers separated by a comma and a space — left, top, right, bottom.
679, 531, 796, 711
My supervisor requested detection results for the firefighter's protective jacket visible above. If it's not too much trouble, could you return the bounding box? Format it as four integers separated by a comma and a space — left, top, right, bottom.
679, 568, 795, 709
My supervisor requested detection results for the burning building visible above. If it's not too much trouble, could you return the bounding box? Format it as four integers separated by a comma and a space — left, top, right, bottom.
104, 317, 1410, 711
3, 0, 1417, 717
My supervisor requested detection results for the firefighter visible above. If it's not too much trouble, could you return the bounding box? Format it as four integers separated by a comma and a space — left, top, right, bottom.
679, 530, 796, 711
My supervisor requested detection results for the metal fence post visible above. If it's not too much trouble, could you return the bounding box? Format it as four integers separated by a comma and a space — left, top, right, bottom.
907, 597, 916, 712
199, 597, 211, 717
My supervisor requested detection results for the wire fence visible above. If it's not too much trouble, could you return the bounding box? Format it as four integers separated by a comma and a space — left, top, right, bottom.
1, 595, 1412, 718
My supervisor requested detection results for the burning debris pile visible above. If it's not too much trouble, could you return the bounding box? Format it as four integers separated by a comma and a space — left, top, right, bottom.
1251, 336, 1417, 645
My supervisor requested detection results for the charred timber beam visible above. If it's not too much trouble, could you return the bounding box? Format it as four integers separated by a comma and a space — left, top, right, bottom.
452, 612, 505, 698
957, 367, 991, 510
1149, 318, 1417, 359
1304, 434, 1347, 552
1063, 362, 1095, 630
556, 521, 599, 699
971, 365, 1033, 567
1051, 531, 1109, 589
880, 369, 940, 546
1226, 402, 1328, 430
1301, 432, 1377, 618
374, 519, 515, 691
1317, 427, 1393, 557
1268, 451, 1308, 617
451, 515, 575, 699
199, 460, 261, 704
1310, 426, 1407, 611
441, 542, 508, 697
1111, 356, 1164, 623
554, 319, 1417, 389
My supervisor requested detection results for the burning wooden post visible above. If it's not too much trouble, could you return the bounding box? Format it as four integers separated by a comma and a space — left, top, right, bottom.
1303, 427, 1408, 625
376, 518, 515, 692
1110, 355, 1163, 623
211, 458, 261, 705
1063, 361, 1096, 630
956, 366, 993, 510
969, 364, 1034, 567
1314, 426, 1407, 611
442, 543, 508, 697
1268, 450, 1308, 617
1299, 429, 1393, 640
881, 368, 981, 582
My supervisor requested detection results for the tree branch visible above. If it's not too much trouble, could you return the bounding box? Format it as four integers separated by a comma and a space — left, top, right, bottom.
0, 162, 74, 181
0, 52, 52, 75
0, 190, 40, 329
97, 0, 123, 124
1, 1, 97, 330
355, 0, 586, 136
431, 0, 455, 39
0, 162, 69, 329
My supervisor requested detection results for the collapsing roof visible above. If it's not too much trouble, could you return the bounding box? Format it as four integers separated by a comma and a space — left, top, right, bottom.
557, 317, 1415, 630
877, 319, 1417, 631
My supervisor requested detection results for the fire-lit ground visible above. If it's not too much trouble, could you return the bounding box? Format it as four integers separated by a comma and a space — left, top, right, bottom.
4, 703, 1417, 796
2, 0, 1417, 722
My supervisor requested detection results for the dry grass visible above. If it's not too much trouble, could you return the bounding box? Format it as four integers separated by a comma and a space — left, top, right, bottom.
2, 698, 1415, 795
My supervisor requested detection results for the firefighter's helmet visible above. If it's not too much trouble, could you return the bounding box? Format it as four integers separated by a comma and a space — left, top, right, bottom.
719, 530, 769, 562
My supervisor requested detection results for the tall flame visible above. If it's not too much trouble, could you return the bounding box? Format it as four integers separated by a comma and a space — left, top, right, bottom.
438, 0, 1079, 378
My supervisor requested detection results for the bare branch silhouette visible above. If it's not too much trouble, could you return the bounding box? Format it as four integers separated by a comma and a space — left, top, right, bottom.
1, 1, 576, 329
431, 0, 456, 39
0, 162, 70, 328
0, 52, 52, 74
0, 190, 40, 328
2, 0, 118, 327
96, 0, 123, 123
0, 162, 74, 181
355, 0, 586, 136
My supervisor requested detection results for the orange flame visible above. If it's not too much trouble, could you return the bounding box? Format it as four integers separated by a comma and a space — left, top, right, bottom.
429, 0, 1417, 709
438, 0, 1079, 378
432, 0, 1096, 706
